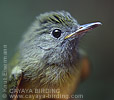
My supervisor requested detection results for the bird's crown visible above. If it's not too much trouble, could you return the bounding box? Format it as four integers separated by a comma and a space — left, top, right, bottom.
37, 11, 78, 27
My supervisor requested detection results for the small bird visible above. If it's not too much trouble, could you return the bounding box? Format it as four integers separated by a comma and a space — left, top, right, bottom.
8, 11, 101, 100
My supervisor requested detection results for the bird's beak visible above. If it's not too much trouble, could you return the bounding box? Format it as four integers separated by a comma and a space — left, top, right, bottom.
65, 22, 102, 39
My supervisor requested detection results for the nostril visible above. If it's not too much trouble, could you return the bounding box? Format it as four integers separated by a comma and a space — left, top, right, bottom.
79, 27, 83, 29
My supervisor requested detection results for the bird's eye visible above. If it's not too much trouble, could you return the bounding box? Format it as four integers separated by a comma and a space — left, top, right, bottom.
52, 29, 61, 38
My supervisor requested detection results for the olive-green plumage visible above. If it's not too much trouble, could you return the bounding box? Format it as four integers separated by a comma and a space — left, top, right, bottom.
8, 11, 101, 100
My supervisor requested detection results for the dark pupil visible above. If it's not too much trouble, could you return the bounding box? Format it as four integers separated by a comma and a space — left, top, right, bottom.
52, 29, 61, 38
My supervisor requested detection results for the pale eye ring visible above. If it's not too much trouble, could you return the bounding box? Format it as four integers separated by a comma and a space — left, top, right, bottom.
52, 29, 61, 38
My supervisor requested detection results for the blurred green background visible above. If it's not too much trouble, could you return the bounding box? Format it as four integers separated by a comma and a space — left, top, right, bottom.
0, 0, 114, 100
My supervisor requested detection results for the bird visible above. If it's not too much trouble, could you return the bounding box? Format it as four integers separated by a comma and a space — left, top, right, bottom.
8, 11, 102, 100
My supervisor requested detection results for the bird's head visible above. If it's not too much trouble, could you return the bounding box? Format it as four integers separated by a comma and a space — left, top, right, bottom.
21, 11, 101, 68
